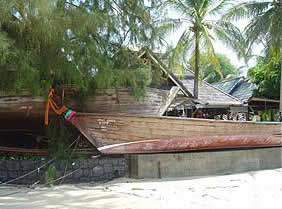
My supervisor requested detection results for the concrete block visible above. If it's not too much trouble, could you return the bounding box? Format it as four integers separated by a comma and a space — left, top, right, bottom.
74, 168, 83, 178
127, 147, 282, 179
0, 160, 6, 169
104, 164, 113, 173
82, 168, 90, 177
111, 159, 119, 166
93, 166, 104, 177
118, 158, 125, 166
88, 159, 99, 168
7, 160, 20, 170
8, 171, 18, 179
80, 177, 90, 182
0, 170, 8, 181
56, 160, 68, 170
79, 160, 89, 169
98, 158, 109, 165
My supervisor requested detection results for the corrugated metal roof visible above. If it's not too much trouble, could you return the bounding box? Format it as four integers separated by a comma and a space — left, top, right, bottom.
212, 78, 256, 102
180, 70, 242, 105
213, 77, 242, 94
231, 81, 256, 102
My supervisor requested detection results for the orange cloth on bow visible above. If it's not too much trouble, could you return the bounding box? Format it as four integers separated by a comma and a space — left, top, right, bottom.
45, 88, 68, 125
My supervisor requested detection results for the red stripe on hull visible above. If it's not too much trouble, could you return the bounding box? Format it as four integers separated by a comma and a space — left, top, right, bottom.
98, 135, 282, 154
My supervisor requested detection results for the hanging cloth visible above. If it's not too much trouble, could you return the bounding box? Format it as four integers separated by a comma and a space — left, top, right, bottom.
45, 88, 71, 125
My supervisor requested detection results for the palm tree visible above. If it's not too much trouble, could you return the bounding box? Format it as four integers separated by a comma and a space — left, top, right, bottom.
225, 0, 282, 119
163, 0, 236, 98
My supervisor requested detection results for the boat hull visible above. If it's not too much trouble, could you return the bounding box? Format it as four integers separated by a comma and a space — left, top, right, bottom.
70, 113, 282, 150
98, 135, 281, 154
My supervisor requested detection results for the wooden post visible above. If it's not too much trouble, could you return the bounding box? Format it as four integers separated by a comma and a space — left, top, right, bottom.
270, 109, 274, 121
246, 108, 249, 121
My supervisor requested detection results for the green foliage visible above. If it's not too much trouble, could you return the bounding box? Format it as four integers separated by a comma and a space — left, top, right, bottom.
0, 0, 162, 97
45, 163, 57, 185
225, 0, 281, 60
94, 48, 151, 99
248, 55, 281, 100
189, 53, 240, 84
45, 117, 75, 159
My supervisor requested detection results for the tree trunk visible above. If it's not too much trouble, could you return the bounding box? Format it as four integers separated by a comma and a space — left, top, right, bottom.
280, 0, 282, 121
194, 27, 200, 99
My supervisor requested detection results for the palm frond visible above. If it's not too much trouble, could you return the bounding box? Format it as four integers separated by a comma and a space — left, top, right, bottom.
224, 1, 272, 21
208, 0, 232, 16
244, 7, 273, 44
201, 25, 223, 78
214, 21, 251, 63
169, 29, 193, 68
165, 0, 195, 19
243, 4, 281, 59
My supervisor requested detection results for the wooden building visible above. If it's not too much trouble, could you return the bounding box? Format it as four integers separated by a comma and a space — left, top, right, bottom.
213, 77, 280, 120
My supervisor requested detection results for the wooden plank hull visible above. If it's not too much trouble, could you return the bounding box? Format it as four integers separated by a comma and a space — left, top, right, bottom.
69, 113, 282, 153
0, 88, 171, 120
98, 135, 281, 154
0, 146, 47, 156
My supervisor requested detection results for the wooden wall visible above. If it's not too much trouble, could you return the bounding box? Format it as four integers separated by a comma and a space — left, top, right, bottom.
0, 88, 172, 120
71, 88, 171, 116
0, 96, 46, 120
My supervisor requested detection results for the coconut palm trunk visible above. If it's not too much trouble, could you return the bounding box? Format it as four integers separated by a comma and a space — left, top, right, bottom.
194, 27, 200, 99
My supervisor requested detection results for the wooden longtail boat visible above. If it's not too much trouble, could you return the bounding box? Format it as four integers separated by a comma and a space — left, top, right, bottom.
69, 113, 282, 154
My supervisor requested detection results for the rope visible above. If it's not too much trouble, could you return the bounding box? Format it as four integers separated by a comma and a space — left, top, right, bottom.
48, 154, 101, 186
59, 135, 81, 184
0, 135, 81, 185
0, 157, 55, 185
0, 154, 101, 197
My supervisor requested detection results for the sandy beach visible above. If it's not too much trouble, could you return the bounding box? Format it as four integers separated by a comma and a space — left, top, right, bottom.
0, 168, 282, 209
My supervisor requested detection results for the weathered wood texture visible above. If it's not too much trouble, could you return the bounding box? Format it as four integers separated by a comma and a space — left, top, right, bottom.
0, 146, 47, 156
82, 88, 171, 116
71, 113, 281, 147
70, 114, 282, 147
0, 88, 172, 120
0, 96, 46, 119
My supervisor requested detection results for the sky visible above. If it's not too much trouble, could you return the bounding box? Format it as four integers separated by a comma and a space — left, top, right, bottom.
164, 0, 264, 77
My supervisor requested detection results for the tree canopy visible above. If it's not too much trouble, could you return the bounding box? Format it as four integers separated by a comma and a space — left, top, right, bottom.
225, 0, 281, 60
226, 0, 281, 108
0, 0, 162, 97
248, 55, 281, 100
